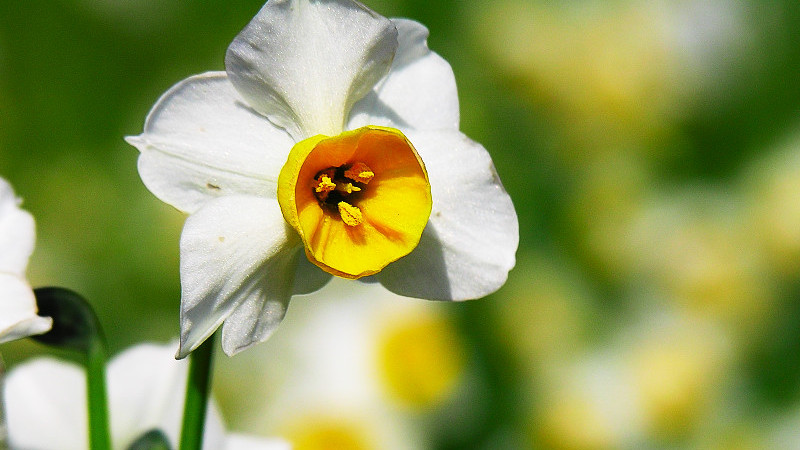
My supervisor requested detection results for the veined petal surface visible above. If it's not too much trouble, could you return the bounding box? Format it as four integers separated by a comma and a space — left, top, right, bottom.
225, 0, 398, 139
377, 130, 518, 300
348, 19, 460, 132
127, 72, 293, 214
0, 273, 52, 343
0, 177, 35, 276
178, 195, 303, 358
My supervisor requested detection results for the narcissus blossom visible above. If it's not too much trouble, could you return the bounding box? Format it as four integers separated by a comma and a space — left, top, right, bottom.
3, 342, 290, 450
0, 177, 51, 343
127, 0, 518, 357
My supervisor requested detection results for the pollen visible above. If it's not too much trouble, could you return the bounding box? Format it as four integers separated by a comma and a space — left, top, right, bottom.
335, 182, 361, 194
344, 162, 375, 184
313, 170, 337, 201
311, 162, 372, 220
338, 201, 363, 226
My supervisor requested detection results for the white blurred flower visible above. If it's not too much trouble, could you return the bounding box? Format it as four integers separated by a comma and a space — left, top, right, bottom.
626, 188, 776, 339
531, 311, 736, 448
742, 130, 800, 278
0, 176, 51, 344
623, 311, 735, 440
218, 279, 468, 448
126, 0, 518, 358
3, 342, 289, 450
471, 0, 753, 162
533, 352, 645, 450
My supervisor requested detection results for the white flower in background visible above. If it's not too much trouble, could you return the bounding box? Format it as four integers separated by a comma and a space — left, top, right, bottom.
530, 310, 735, 448
126, 0, 518, 357
218, 279, 466, 448
3, 342, 289, 450
0, 177, 51, 343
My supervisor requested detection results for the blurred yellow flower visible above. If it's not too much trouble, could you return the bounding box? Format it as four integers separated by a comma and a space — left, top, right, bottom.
375, 306, 465, 410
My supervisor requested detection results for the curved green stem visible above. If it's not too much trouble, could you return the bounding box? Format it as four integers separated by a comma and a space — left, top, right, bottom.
179, 335, 215, 450
87, 337, 111, 450
32, 287, 112, 450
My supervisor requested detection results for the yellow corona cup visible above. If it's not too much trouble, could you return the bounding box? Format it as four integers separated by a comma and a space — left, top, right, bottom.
278, 126, 432, 279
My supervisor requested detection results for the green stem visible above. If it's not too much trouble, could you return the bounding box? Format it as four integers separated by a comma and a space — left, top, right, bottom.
179, 335, 215, 450
86, 338, 111, 450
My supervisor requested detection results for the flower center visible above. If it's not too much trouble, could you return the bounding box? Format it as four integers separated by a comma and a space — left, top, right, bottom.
278, 126, 432, 279
311, 162, 375, 226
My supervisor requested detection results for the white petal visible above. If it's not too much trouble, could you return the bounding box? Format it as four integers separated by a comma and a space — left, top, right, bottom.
348, 19, 459, 131
127, 72, 293, 214
225, 0, 398, 139
0, 273, 52, 343
225, 434, 292, 450
377, 131, 518, 300
4, 343, 230, 450
0, 177, 35, 276
5, 358, 87, 450
107, 342, 227, 449
178, 195, 302, 358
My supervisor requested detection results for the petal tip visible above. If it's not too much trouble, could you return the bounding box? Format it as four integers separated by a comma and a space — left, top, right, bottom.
124, 135, 145, 149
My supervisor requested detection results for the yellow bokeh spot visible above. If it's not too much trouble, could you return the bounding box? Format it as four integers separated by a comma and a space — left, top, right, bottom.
282, 415, 374, 450
278, 126, 432, 279
538, 394, 619, 450
630, 328, 729, 440
376, 313, 465, 409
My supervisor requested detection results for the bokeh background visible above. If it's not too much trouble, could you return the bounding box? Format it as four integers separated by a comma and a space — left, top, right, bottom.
3, 0, 800, 448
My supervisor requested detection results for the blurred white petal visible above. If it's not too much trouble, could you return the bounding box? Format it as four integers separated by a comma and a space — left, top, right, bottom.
0, 177, 34, 277
0, 273, 52, 344
4, 342, 287, 449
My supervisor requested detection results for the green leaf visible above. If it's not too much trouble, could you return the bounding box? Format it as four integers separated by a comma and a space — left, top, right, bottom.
31, 287, 104, 353
31, 287, 111, 450
128, 429, 172, 450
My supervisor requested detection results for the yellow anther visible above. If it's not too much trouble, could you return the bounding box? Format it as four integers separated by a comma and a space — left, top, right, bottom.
338, 201, 363, 227
314, 175, 336, 193
313, 174, 336, 201
335, 182, 361, 194
344, 162, 374, 184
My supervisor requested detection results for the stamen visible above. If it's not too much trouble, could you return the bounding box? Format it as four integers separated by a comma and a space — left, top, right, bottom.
338, 201, 363, 226
344, 162, 374, 184
335, 182, 361, 194
314, 174, 336, 201
314, 162, 373, 225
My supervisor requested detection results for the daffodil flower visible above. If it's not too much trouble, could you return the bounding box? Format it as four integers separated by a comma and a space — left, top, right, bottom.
3, 342, 290, 450
0, 177, 52, 344
127, 0, 518, 357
